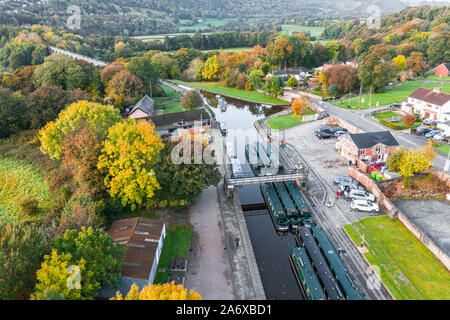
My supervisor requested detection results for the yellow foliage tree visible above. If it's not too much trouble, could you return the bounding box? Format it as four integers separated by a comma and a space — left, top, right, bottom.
393, 55, 406, 71
97, 119, 164, 210
291, 98, 308, 115
318, 72, 327, 87
111, 282, 202, 300
202, 55, 220, 80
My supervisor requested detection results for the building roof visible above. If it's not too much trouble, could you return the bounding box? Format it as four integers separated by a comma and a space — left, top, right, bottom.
439, 63, 450, 71
108, 217, 165, 280
129, 95, 155, 116
149, 109, 211, 127
409, 87, 450, 107
349, 131, 399, 149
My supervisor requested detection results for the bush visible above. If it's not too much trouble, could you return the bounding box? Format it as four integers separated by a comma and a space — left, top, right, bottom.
19, 198, 40, 216
403, 114, 416, 126
180, 90, 203, 110
379, 118, 403, 130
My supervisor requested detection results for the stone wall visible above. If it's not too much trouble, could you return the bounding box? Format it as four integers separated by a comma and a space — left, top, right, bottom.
348, 166, 450, 271
425, 167, 450, 189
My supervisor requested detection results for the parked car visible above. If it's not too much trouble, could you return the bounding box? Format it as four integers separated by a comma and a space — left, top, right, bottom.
416, 126, 433, 136
424, 130, 441, 138
351, 199, 380, 213
314, 128, 332, 136
317, 132, 334, 139
329, 127, 348, 134
339, 182, 361, 191
433, 132, 448, 141
335, 131, 350, 138
349, 189, 375, 202
423, 119, 439, 127
333, 176, 356, 185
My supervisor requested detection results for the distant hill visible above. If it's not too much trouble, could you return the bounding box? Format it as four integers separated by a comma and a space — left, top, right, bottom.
1, 0, 446, 36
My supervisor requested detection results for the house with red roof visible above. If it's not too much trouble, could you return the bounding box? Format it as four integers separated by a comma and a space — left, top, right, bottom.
434, 63, 450, 78
401, 87, 450, 122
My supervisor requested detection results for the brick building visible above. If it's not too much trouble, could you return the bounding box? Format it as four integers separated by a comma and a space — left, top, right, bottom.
337, 131, 399, 164
434, 63, 450, 78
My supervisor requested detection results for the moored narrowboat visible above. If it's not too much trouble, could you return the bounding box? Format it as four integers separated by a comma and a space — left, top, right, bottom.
260, 183, 289, 232
284, 181, 315, 226
273, 182, 301, 230
289, 247, 327, 300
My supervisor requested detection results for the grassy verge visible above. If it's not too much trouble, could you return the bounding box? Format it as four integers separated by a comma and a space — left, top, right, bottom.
344, 216, 450, 300
153, 224, 192, 284
171, 80, 289, 105
434, 144, 450, 155
154, 84, 183, 114
333, 80, 450, 109
267, 108, 316, 130
426, 75, 450, 81
373, 111, 402, 119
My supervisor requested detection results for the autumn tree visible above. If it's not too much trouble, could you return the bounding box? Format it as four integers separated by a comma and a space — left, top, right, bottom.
318, 72, 327, 87
264, 76, 283, 96
291, 97, 309, 115
393, 55, 406, 72
0, 87, 29, 138
180, 90, 203, 110
100, 61, 125, 87
126, 55, 160, 94
248, 69, 263, 90
153, 142, 221, 206
151, 53, 180, 79
266, 39, 293, 69
0, 222, 47, 300
405, 51, 428, 76
403, 114, 416, 127
39, 100, 121, 159
324, 65, 359, 93
202, 55, 220, 80
111, 282, 201, 300
105, 69, 145, 110
12, 65, 36, 93
358, 47, 395, 92
97, 120, 164, 210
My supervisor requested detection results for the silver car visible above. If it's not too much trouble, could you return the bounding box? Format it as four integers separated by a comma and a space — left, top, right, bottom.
349, 189, 375, 202
351, 200, 380, 213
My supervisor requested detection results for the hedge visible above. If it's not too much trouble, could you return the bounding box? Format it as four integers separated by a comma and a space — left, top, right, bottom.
379, 118, 403, 130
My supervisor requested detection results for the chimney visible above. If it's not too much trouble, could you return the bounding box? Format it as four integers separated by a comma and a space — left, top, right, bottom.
433, 87, 441, 93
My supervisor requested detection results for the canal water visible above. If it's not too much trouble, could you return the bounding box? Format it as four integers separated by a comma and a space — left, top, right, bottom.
202, 92, 303, 300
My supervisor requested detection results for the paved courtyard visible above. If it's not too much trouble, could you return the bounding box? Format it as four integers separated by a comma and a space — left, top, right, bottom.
394, 199, 450, 256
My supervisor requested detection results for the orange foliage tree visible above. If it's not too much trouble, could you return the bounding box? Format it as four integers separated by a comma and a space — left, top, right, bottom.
403, 114, 416, 126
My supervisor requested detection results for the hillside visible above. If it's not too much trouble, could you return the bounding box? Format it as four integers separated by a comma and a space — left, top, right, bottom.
0, 0, 440, 37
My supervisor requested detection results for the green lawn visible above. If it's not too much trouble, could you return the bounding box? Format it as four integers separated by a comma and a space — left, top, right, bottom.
267, 108, 316, 130
373, 111, 402, 119
333, 80, 450, 109
426, 74, 450, 81
280, 25, 325, 38
344, 216, 450, 300
179, 18, 236, 31
155, 101, 183, 114
434, 144, 450, 155
390, 121, 421, 130
153, 224, 192, 284
0, 158, 52, 222
153, 84, 183, 114
171, 80, 289, 105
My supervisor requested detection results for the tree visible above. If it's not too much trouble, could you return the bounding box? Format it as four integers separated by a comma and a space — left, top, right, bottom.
51, 227, 124, 294
324, 65, 358, 93
261, 62, 271, 75
183, 57, 204, 81
62, 126, 107, 200
328, 84, 338, 97
202, 55, 220, 80
97, 120, 164, 210
151, 53, 180, 79
393, 55, 406, 72
153, 143, 221, 206
358, 48, 395, 92
287, 77, 298, 88
39, 101, 121, 159
100, 61, 125, 87
31, 250, 93, 300
180, 90, 203, 110
264, 76, 283, 96
0, 223, 47, 300
248, 69, 263, 90
25, 86, 72, 129
111, 282, 201, 300
403, 114, 416, 126
126, 56, 159, 94
427, 32, 449, 66
12, 65, 36, 93
318, 72, 328, 87
0, 87, 29, 138
105, 70, 145, 110
266, 39, 293, 68
405, 51, 428, 76
291, 97, 308, 115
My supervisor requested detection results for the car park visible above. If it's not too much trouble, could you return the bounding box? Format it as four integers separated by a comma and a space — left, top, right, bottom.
423, 119, 439, 127
349, 189, 375, 202
424, 130, 441, 138
314, 128, 332, 136
351, 200, 380, 213
329, 127, 348, 134
433, 132, 448, 141
416, 126, 433, 136
338, 182, 361, 191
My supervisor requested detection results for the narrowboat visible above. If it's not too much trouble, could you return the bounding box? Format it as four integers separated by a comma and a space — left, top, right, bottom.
260, 183, 289, 232
273, 182, 301, 230
245, 143, 264, 173
284, 181, 315, 226
289, 247, 327, 300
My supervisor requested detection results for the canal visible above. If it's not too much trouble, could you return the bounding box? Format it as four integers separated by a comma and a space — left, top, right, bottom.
202, 92, 304, 300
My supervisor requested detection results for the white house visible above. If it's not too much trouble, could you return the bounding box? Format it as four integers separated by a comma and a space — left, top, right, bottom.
401, 87, 450, 122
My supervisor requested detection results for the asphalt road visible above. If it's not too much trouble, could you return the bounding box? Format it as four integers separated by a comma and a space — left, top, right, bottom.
312, 99, 449, 172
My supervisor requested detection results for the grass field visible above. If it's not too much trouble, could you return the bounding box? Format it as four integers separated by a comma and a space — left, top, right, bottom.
171, 80, 289, 105
344, 216, 450, 300
333, 80, 450, 109
280, 25, 325, 38
134, 32, 214, 42
179, 18, 236, 31
267, 108, 316, 130
426, 74, 450, 81
434, 144, 450, 155
373, 111, 402, 119
153, 84, 183, 114
0, 158, 52, 222
153, 224, 192, 284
